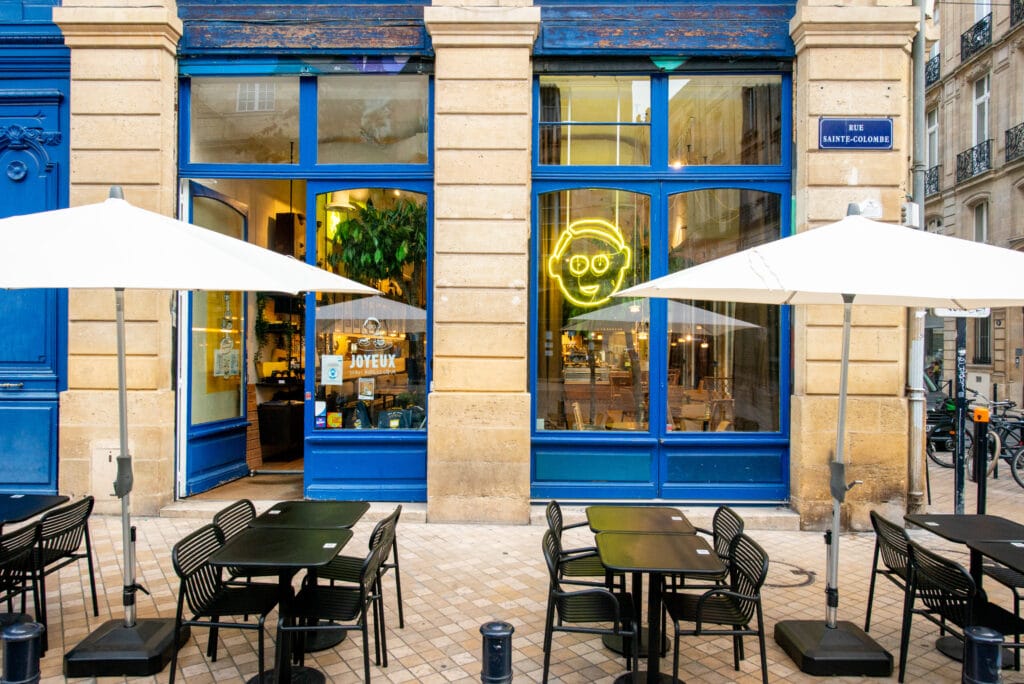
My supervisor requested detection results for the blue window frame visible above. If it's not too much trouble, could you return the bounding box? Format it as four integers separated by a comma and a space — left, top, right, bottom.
530, 68, 793, 502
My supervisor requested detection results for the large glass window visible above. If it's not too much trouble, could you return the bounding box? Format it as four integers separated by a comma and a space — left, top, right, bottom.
668, 75, 782, 166
317, 75, 429, 164
665, 189, 781, 432
314, 188, 428, 430
538, 76, 651, 166
189, 77, 300, 164
537, 188, 651, 430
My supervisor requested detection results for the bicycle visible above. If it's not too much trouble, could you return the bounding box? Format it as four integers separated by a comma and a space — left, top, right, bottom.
926, 386, 980, 468
969, 398, 1024, 488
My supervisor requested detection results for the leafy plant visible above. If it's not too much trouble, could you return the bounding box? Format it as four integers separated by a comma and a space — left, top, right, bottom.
327, 198, 427, 304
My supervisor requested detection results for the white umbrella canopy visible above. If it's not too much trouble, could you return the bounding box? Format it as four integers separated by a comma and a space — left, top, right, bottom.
616, 210, 1024, 663
619, 214, 1024, 308
0, 189, 376, 656
0, 195, 377, 294
316, 295, 426, 333
564, 299, 760, 334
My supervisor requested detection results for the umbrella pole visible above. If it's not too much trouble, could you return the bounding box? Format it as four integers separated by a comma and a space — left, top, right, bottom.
826, 296, 854, 629
114, 288, 136, 628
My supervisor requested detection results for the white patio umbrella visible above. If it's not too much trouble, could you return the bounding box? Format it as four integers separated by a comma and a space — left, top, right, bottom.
0, 188, 376, 674
315, 294, 426, 334
565, 298, 760, 334
618, 209, 1024, 673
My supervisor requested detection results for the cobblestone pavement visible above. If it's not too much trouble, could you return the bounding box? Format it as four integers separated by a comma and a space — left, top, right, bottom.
23, 458, 1024, 683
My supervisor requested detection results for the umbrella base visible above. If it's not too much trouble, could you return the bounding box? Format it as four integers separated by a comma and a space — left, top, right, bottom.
64, 618, 187, 678
774, 619, 892, 677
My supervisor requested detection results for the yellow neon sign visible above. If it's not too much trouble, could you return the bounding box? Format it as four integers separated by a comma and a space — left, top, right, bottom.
547, 218, 632, 308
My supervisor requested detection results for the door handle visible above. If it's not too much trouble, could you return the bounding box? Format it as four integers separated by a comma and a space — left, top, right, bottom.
0, 382, 24, 389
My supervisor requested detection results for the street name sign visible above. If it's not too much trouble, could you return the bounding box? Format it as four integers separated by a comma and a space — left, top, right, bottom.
819, 118, 894, 150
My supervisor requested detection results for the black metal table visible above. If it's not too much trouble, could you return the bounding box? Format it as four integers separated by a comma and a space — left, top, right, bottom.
905, 513, 1024, 662
252, 500, 369, 529
0, 493, 68, 531
587, 506, 696, 535
596, 531, 724, 683
210, 526, 353, 684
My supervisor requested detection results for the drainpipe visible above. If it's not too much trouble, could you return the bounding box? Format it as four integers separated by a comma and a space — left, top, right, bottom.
907, 0, 928, 514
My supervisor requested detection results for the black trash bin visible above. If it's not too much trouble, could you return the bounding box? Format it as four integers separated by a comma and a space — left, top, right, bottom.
963, 625, 1002, 684
480, 621, 514, 684
2, 620, 44, 684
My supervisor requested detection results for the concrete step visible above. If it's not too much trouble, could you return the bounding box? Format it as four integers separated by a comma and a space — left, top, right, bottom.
160, 499, 799, 530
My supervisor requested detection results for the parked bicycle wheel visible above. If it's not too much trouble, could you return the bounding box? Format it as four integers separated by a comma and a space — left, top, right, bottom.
968, 432, 1001, 482
927, 423, 973, 469
1012, 448, 1024, 489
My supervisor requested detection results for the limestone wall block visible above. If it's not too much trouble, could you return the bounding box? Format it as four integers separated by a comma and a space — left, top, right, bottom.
804, 187, 906, 224
426, 495, 530, 524
59, 388, 174, 429
435, 113, 531, 150
69, 289, 166, 321
434, 219, 528, 254
436, 48, 532, 80
68, 356, 162, 390
71, 81, 166, 115
434, 323, 526, 357
806, 82, 903, 117
72, 114, 163, 150
805, 47, 912, 81
69, 321, 160, 355
433, 288, 526, 324
69, 48, 166, 80
432, 358, 526, 391
805, 151, 909, 186
806, 326, 904, 361
435, 149, 529, 184
804, 304, 905, 326
436, 79, 531, 114
435, 184, 529, 221
806, 360, 902, 394
434, 253, 526, 288
70, 150, 164, 185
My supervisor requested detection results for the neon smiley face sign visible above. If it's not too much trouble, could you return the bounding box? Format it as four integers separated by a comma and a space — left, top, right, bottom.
547, 218, 632, 308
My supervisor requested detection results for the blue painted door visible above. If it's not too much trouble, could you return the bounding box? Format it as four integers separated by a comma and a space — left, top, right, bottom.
0, 95, 66, 493
179, 182, 250, 495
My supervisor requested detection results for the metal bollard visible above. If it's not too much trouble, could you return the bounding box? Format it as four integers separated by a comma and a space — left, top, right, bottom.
962, 625, 1002, 684
480, 620, 514, 684
1, 621, 44, 684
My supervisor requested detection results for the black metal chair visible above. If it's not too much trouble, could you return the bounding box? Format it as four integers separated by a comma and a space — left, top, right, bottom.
0, 523, 40, 622
662, 532, 770, 684
545, 500, 624, 591
212, 499, 276, 586
541, 529, 637, 683
898, 539, 1024, 682
864, 510, 910, 633
30, 496, 97, 651
169, 523, 279, 684
672, 505, 743, 589
279, 516, 392, 681
981, 561, 1024, 670
318, 505, 405, 632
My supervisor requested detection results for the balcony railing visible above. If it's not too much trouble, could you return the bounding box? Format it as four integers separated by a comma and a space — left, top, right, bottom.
956, 139, 992, 183
925, 55, 940, 87
1008, 122, 1024, 164
1013, 0, 1023, 28
961, 14, 992, 62
925, 165, 941, 196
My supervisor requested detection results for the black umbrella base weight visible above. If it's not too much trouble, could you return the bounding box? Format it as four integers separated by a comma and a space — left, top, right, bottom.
774, 620, 892, 677
64, 618, 187, 678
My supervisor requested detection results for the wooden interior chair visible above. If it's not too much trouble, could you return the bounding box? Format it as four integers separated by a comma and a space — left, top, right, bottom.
545, 500, 624, 591
541, 529, 637, 683
663, 533, 770, 684
169, 524, 279, 684
864, 510, 910, 633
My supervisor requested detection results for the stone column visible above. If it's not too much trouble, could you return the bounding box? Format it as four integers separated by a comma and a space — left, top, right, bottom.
789, 1, 920, 530
53, 1, 181, 515
424, 4, 540, 523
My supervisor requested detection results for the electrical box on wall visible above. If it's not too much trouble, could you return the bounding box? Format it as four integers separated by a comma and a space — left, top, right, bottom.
271, 212, 305, 257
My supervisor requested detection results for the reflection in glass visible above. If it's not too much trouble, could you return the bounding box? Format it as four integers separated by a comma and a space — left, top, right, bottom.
666, 189, 781, 432
537, 188, 651, 431
668, 75, 782, 166
317, 75, 429, 164
190, 77, 300, 164
539, 76, 651, 166
191, 291, 245, 424
314, 189, 428, 430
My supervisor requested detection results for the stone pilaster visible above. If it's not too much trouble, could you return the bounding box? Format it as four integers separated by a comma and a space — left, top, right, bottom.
789, 1, 920, 530
424, 5, 539, 523
53, 1, 181, 515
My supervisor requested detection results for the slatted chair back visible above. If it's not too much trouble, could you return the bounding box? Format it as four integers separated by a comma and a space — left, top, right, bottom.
872, 511, 910, 578
545, 500, 565, 537
172, 523, 226, 617
0, 523, 37, 602
212, 499, 255, 540
542, 528, 562, 587
907, 539, 976, 630
712, 506, 745, 563
542, 529, 618, 622
37, 496, 92, 563
727, 533, 770, 625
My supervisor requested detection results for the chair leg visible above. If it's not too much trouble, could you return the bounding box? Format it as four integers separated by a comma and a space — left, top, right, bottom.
732, 633, 741, 670
36, 571, 47, 653
756, 605, 768, 684
898, 585, 916, 683
361, 609, 372, 682
542, 599, 555, 683
864, 544, 880, 632
207, 622, 218, 660
85, 529, 99, 616
391, 543, 404, 629
256, 615, 266, 678
672, 619, 681, 682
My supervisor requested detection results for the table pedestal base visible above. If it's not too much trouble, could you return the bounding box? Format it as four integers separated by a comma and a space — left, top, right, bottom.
936, 635, 1017, 669
603, 628, 668, 657
247, 665, 325, 684
612, 672, 681, 684
301, 622, 346, 652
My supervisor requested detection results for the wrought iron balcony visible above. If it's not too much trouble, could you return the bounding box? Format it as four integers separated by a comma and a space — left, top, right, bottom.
961, 14, 992, 62
1013, 0, 1023, 28
956, 139, 992, 183
925, 165, 941, 196
1008, 122, 1024, 164
925, 55, 940, 87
